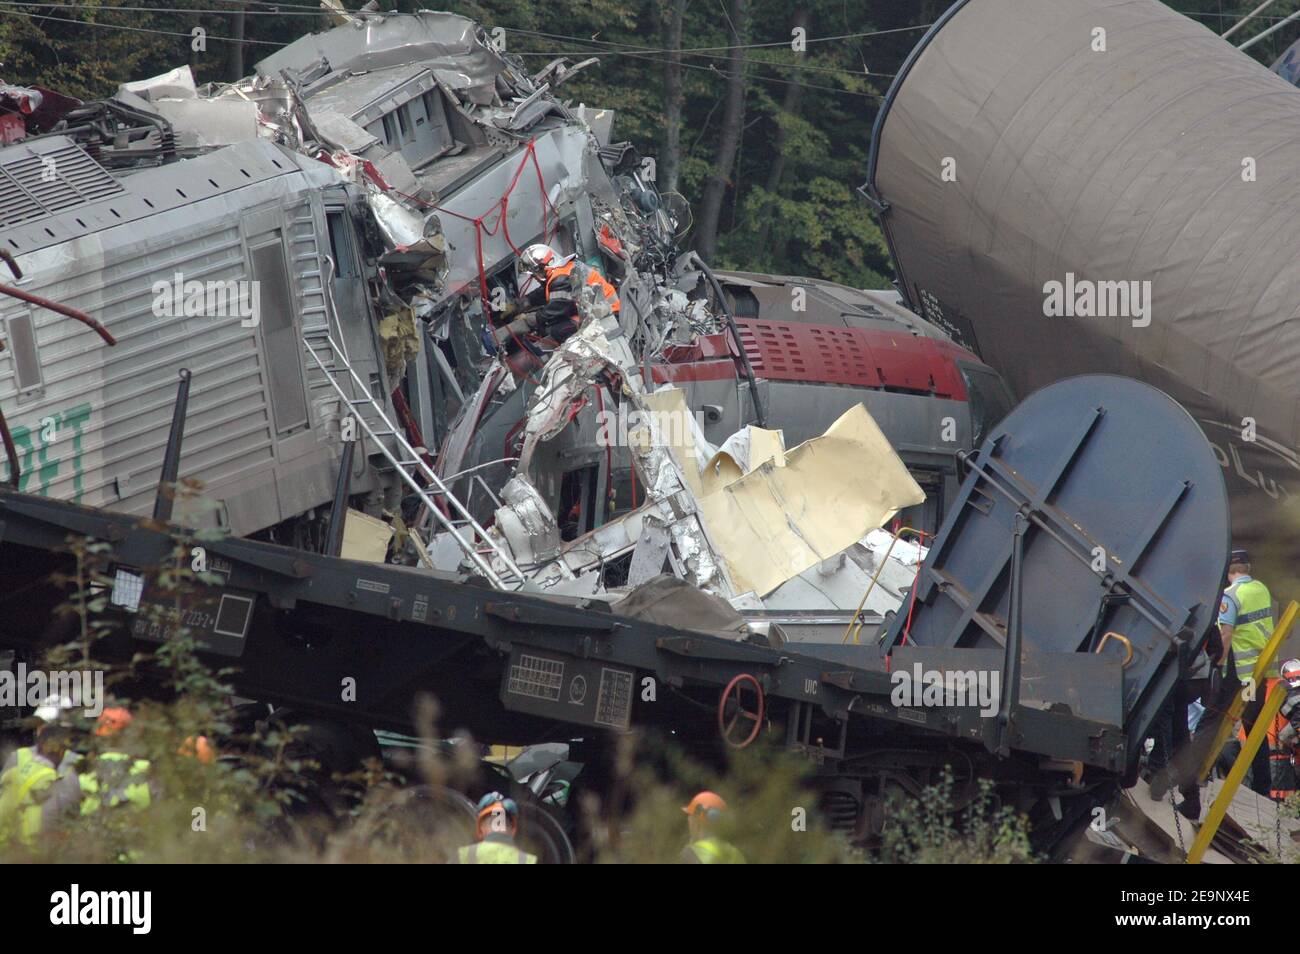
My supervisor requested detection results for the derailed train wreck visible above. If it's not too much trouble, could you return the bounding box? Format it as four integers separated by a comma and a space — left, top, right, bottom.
0, 7, 1012, 630
0, 5, 1250, 857
0, 370, 1231, 857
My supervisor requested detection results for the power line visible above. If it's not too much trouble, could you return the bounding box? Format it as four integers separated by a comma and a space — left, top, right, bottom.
718, 53, 896, 81
517, 46, 894, 84
0, 0, 332, 14
592, 47, 886, 98
498, 22, 913, 83
0, 2, 933, 55
0, 7, 884, 98
2, 0, 1290, 30
184, 0, 328, 9
525, 45, 886, 100
502, 23, 934, 57
0, 4, 900, 90
519, 43, 896, 82
0, 5, 284, 42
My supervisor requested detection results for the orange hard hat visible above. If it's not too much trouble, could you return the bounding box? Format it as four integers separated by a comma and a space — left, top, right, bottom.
95, 707, 132, 737
475, 791, 519, 838
178, 734, 216, 764
682, 791, 727, 817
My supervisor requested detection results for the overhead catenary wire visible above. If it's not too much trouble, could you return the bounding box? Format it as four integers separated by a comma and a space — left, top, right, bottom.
191, 0, 334, 8
0, 3, 904, 90
0, 1, 935, 46
0, 2, 900, 82
501, 22, 935, 56
0, 4, 284, 42
0, 1, 931, 57
639, 50, 888, 97
0, 1, 1293, 33
523, 46, 889, 99
29, 5, 1274, 89
0, 5, 892, 98
0, 0, 332, 13
516, 42, 898, 81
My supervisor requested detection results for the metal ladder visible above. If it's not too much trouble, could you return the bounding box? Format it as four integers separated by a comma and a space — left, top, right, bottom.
302, 333, 526, 590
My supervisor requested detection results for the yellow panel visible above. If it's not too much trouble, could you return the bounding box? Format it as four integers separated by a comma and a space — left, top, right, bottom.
341, 508, 394, 563
697, 404, 924, 596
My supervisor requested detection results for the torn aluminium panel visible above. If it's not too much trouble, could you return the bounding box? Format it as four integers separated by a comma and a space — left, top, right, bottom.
647, 386, 925, 598
463, 280, 924, 615
477, 297, 737, 597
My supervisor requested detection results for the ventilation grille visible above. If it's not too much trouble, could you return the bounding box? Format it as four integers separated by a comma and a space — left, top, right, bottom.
0, 145, 124, 230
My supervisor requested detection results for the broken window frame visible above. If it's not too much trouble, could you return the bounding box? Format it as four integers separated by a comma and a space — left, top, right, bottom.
957, 360, 1014, 448
558, 462, 603, 541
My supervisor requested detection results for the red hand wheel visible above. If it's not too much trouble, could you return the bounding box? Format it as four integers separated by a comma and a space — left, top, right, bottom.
718, 673, 765, 749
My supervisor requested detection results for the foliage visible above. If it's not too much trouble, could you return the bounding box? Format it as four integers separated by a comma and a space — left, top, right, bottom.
582, 733, 855, 864
875, 770, 1037, 864
1, 1, 1288, 287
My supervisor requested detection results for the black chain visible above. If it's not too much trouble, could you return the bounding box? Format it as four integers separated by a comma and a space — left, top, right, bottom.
1170, 787, 1186, 856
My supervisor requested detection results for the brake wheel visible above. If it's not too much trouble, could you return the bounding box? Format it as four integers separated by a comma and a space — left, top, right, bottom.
718, 673, 765, 749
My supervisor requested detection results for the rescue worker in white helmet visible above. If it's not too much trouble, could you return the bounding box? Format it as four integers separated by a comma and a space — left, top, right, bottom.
1269, 658, 1300, 798
456, 791, 538, 864
1277, 658, 1300, 749
493, 243, 620, 348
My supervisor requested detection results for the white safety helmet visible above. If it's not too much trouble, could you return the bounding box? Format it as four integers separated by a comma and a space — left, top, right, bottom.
519, 243, 557, 277
1282, 658, 1300, 690
33, 694, 74, 724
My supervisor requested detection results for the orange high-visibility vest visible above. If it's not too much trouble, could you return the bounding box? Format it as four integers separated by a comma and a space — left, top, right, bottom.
1235, 677, 1297, 799
545, 260, 620, 314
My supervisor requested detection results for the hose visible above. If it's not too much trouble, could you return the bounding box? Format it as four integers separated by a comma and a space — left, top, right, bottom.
688, 251, 765, 428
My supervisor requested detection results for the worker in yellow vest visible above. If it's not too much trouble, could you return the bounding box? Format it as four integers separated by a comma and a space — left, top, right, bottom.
0, 722, 80, 846
456, 792, 537, 864
79, 707, 151, 816
1214, 548, 1278, 797
679, 790, 746, 864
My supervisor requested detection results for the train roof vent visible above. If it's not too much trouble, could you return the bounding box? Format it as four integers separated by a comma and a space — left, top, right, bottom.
0, 144, 124, 230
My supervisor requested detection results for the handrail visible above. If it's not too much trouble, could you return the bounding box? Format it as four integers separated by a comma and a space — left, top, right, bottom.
1095, 631, 1134, 668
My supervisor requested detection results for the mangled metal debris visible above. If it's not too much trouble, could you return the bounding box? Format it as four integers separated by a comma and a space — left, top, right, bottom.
0, 5, 959, 643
